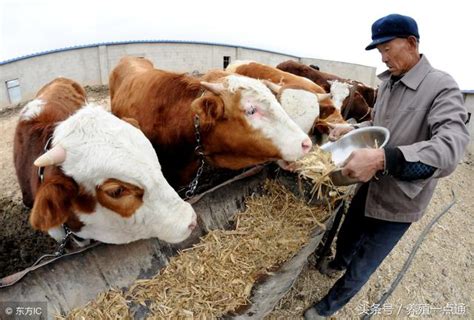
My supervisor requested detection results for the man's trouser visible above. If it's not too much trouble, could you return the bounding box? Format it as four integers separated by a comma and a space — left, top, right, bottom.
314, 183, 411, 316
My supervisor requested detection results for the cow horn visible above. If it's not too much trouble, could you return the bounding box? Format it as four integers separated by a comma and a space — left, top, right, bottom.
262, 80, 282, 94
316, 93, 331, 102
122, 117, 141, 129
200, 81, 225, 94
34, 145, 67, 167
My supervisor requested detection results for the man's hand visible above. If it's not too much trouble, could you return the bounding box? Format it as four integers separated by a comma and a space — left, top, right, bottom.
328, 124, 354, 141
340, 148, 385, 182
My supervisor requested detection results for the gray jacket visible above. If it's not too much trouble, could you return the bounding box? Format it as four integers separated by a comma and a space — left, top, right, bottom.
363, 55, 469, 222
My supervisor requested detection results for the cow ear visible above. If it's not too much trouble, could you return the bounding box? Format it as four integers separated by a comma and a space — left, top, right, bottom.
30, 176, 78, 232
192, 96, 225, 130
122, 117, 141, 129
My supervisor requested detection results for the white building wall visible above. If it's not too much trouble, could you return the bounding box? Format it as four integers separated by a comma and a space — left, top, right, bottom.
106, 43, 237, 75
1, 47, 102, 107
0, 42, 376, 110
235, 47, 298, 67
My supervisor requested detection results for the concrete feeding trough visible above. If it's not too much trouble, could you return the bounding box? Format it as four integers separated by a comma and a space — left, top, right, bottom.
0, 164, 340, 319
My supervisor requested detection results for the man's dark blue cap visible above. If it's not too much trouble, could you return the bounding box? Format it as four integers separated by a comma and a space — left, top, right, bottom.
365, 14, 419, 50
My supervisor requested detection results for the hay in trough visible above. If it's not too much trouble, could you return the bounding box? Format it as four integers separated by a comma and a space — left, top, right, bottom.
58, 289, 131, 319
64, 180, 331, 319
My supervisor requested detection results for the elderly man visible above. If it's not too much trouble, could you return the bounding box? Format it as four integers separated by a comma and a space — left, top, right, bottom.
304, 13, 470, 319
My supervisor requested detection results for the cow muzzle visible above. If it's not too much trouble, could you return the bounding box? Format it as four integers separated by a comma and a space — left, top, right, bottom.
188, 211, 198, 230
302, 138, 312, 154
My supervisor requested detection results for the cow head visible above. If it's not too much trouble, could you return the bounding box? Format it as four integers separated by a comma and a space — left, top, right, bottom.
329, 80, 351, 110
32, 105, 197, 244
225, 60, 347, 135
191, 74, 312, 169
329, 80, 373, 122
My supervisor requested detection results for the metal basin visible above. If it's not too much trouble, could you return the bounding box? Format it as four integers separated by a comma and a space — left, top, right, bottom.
320, 126, 390, 185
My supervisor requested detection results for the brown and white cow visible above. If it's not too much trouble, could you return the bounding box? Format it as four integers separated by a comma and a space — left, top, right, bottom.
276, 60, 376, 122
109, 56, 312, 188
14, 77, 196, 244
225, 60, 347, 134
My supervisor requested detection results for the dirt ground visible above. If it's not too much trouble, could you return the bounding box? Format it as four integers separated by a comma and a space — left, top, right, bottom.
1, 87, 472, 318
0, 197, 57, 278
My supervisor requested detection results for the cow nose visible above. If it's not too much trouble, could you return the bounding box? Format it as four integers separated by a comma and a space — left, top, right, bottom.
188, 211, 198, 230
302, 138, 312, 154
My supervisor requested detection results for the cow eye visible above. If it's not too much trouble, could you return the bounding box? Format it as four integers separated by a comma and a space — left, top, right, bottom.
106, 187, 124, 198
245, 105, 257, 116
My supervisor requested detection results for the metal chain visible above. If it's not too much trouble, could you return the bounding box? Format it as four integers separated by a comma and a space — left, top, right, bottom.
25, 225, 72, 269
185, 158, 205, 199
55, 225, 73, 256
193, 114, 204, 156
183, 114, 206, 199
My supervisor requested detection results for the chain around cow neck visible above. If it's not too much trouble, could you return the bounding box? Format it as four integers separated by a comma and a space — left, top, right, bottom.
184, 114, 206, 199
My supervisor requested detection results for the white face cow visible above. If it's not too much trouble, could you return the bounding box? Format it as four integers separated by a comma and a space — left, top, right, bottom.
208, 74, 313, 161
329, 80, 352, 110
35, 105, 197, 244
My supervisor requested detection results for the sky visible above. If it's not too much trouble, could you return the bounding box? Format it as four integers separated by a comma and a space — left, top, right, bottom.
1, 0, 473, 89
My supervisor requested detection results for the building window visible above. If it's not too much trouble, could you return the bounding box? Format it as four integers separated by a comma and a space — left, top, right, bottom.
6, 79, 22, 104
223, 56, 231, 69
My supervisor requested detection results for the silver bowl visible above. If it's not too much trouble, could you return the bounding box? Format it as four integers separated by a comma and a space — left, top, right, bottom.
320, 126, 390, 186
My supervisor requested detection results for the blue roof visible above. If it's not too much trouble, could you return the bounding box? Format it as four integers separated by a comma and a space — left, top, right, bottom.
462, 90, 474, 94
0, 40, 300, 65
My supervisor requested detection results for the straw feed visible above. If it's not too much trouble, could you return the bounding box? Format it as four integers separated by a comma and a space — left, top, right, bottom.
293, 146, 342, 200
